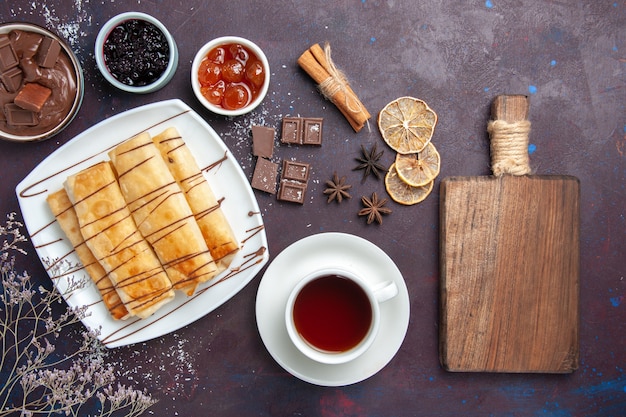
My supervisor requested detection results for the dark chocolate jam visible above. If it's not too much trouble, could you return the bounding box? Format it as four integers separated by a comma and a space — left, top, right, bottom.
103, 19, 169, 87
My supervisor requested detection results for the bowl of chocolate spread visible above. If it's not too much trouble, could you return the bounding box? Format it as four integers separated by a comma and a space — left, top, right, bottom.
0, 23, 84, 142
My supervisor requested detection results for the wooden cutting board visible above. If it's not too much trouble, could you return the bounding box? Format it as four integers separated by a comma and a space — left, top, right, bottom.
439, 95, 580, 373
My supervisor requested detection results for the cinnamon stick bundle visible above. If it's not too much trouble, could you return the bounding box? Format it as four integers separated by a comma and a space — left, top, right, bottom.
297, 43, 371, 132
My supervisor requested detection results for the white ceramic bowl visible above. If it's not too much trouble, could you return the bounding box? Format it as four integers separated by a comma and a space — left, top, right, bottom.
94, 12, 178, 94
191, 36, 270, 116
0, 23, 84, 142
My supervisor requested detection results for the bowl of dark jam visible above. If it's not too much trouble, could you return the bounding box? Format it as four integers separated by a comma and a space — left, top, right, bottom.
0, 22, 84, 142
192, 36, 270, 116
95, 12, 178, 94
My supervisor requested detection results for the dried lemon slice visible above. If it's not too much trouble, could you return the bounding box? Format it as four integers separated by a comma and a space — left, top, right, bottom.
378, 96, 437, 154
385, 163, 434, 205
394, 142, 440, 187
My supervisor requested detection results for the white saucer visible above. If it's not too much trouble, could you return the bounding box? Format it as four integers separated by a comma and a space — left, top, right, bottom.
255, 232, 410, 386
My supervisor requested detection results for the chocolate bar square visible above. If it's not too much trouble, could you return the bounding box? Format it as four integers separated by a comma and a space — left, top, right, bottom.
303, 117, 323, 145
282, 160, 310, 182
251, 157, 278, 194
1, 66, 23, 93
0, 35, 19, 72
278, 180, 307, 204
36, 37, 61, 68
281, 117, 302, 144
277, 158, 311, 204
251, 125, 275, 158
4, 103, 37, 126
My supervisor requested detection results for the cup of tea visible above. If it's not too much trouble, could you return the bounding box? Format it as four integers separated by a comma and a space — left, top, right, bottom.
285, 267, 398, 364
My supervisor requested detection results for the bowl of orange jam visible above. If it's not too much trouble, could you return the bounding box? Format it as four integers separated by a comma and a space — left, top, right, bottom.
191, 36, 270, 116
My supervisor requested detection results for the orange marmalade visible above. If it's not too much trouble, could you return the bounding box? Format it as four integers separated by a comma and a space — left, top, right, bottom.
197, 42, 266, 111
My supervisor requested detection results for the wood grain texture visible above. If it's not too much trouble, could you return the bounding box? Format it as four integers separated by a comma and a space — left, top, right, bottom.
492, 94, 529, 122
439, 175, 580, 372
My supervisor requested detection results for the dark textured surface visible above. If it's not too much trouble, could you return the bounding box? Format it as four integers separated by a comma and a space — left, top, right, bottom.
1, 1, 624, 416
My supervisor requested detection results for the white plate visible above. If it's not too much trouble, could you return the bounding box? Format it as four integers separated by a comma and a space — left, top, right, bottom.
16, 99, 269, 348
256, 232, 410, 386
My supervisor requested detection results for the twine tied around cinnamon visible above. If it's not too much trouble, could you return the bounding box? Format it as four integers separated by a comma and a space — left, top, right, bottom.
298, 43, 371, 132
487, 119, 532, 176
317, 44, 365, 117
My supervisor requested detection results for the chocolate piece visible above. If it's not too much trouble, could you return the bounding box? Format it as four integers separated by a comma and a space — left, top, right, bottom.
251, 157, 278, 194
14, 83, 52, 112
4, 103, 37, 126
1, 67, 23, 93
278, 180, 307, 204
280, 116, 324, 145
35, 37, 61, 68
19, 57, 41, 82
303, 117, 323, 145
277, 159, 311, 204
281, 117, 302, 144
0, 35, 19, 72
252, 125, 275, 158
282, 160, 310, 182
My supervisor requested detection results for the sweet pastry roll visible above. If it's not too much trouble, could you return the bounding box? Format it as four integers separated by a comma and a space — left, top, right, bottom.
108, 132, 218, 295
46, 188, 130, 320
64, 161, 174, 319
152, 127, 240, 273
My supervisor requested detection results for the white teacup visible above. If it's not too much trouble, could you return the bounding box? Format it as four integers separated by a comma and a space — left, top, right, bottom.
285, 267, 398, 364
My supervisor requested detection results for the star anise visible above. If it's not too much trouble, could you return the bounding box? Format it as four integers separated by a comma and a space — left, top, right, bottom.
354, 143, 386, 182
324, 172, 352, 203
358, 192, 392, 225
